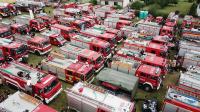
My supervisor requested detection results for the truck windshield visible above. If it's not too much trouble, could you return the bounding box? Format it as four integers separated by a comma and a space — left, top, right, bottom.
96, 56, 103, 64
44, 79, 58, 93
19, 25, 28, 35
2, 7, 9, 13
15, 45, 27, 54
57, 36, 65, 42
0, 30, 12, 38
41, 41, 50, 47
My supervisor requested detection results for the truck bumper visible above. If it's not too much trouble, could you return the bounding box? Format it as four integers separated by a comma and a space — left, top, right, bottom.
45, 87, 63, 104
39, 48, 52, 55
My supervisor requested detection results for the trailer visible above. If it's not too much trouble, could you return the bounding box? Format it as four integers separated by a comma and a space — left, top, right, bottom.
178, 40, 200, 57
0, 91, 57, 112
182, 50, 200, 68
65, 82, 136, 112
162, 86, 200, 112
41, 57, 94, 83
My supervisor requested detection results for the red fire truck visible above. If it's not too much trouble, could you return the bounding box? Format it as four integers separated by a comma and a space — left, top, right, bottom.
0, 38, 28, 62
70, 34, 112, 61
41, 30, 66, 46
0, 61, 62, 104
123, 38, 168, 57
0, 91, 57, 112
162, 85, 200, 112
77, 3, 93, 15
64, 8, 82, 17
160, 26, 175, 39
15, 15, 46, 32
11, 23, 30, 35
116, 48, 168, 75
41, 57, 94, 83
152, 35, 175, 47
104, 18, 132, 30
51, 24, 76, 41
155, 16, 164, 24
93, 25, 123, 43
51, 44, 105, 72
14, 35, 52, 55
0, 6, 10, 17
0, 27, 13, 40
107, 13, 134, 20
80, 28, 117, 49
36, 15, 58, 27
111, 56, 163, 91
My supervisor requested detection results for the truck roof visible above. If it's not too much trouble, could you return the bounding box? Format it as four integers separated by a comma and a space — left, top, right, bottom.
184, 51, 200, 61
97, 68, 139, 92
162, 26, 174, 31
0, 38, 12, 46
153, 35, 169, 43
51, 24, 73, 31
165, 86, 200, 111
0, 91, 57, 112
0, 62, 54, 86
41, 30, 58, 37
82, 28, 115, 39
137, 20, 160, 27
0, 27, 9, 33
138, 64, 161, 76
125, 38, 149, 47
144, 55, 167, 66
93, 25, 119, 34
70, 82, 135, 112
148, 42, 168, 51
180, 71, 200, 85
11, 23, 25, 28
80, 49, 101, 60
30, 36, 47, 43
65, 8, 81, 13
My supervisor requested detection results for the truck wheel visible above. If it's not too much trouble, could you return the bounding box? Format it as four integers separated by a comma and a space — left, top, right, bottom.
35, 51, 41, 56
143, 84, 152, 92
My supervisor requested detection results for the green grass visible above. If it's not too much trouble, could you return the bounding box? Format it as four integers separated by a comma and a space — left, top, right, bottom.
143, 1, 193, 15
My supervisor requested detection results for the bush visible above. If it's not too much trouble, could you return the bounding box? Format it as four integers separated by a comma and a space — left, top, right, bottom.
148, 4, 160, 16
189, 3, 197, 16
156, 0, 169, 8
114, 4, 122, 10
144, 0, 155, 5
188, 0, 194, 2
130, 1, 144, 10
89, 0, 97, 5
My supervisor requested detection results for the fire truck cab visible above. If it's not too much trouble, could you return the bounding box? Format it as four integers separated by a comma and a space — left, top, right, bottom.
11, 23, 30, 35
41, 30, 66, 46
0, 25, 13, 39
81, 28, 117, 49
0, 62, 62, 104
0, 6, 10, 17
0, 38, 28, 62
37, 15, 58, 27
160, 26, 175, 39
41, 57, 94, 84
111, 56, 163, 91
51, 24, 76, 41
70, 34, 112, 61
0, 3, 20, 16
51, 44, 105, 72
165, 18, 177, 28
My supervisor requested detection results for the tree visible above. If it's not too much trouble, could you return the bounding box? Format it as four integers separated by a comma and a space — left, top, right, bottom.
130, 1, 144, 10
89, 0, 97, 5
189, 3, 198, 16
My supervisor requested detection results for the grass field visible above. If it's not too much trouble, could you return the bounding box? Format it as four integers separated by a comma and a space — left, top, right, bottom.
143, 1, 193, 15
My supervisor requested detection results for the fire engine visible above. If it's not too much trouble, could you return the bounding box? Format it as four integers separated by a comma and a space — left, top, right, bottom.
182, 51, 200, 68
160, 26, 175, 39
81, 17, 96, 28
0, 6, 10, 17
77, 3, 93, 15
57, 17, 86, 31
116, 48, 168, 75
0, 91, 57, 112
182, 28, 200, 41
107, 13, 134, 20
80, 28, 117, 49
0, 3, 20, 16
15, 15, 46, 31
85, 15, 99, 24
66, 82, 136, 112
36, 15, 58, 27
104, 18, 132, 30
63, 2, 77, 9
93, 25, 123, 43
178, 40, 200, 57
155, 16, 163, 24
14, 35, 52, 55
162, 86, 200, 112
94, 5, 116, 18
110, 56, 163, 91
11, 23, 30, 35
0, 61, 62, 103
64, 8, 82, 17
181, 15, 195, 29
179, 66, 200, 92
121, 26, 138, 38
70, 34, 112, 61
166, 12, 179, 28
51, 24, 76, 41
152, 35, 175, 47
123, 37, 168, 57
0, 25, 13, 39
134, 20, 161, 36
0, 38, 28, 62
50, 44, 105, 72
40, 30, 66, 46
41, 57, 94, 84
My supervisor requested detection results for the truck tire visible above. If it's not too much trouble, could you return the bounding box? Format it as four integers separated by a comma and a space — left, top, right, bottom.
143, 84, 152, 92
